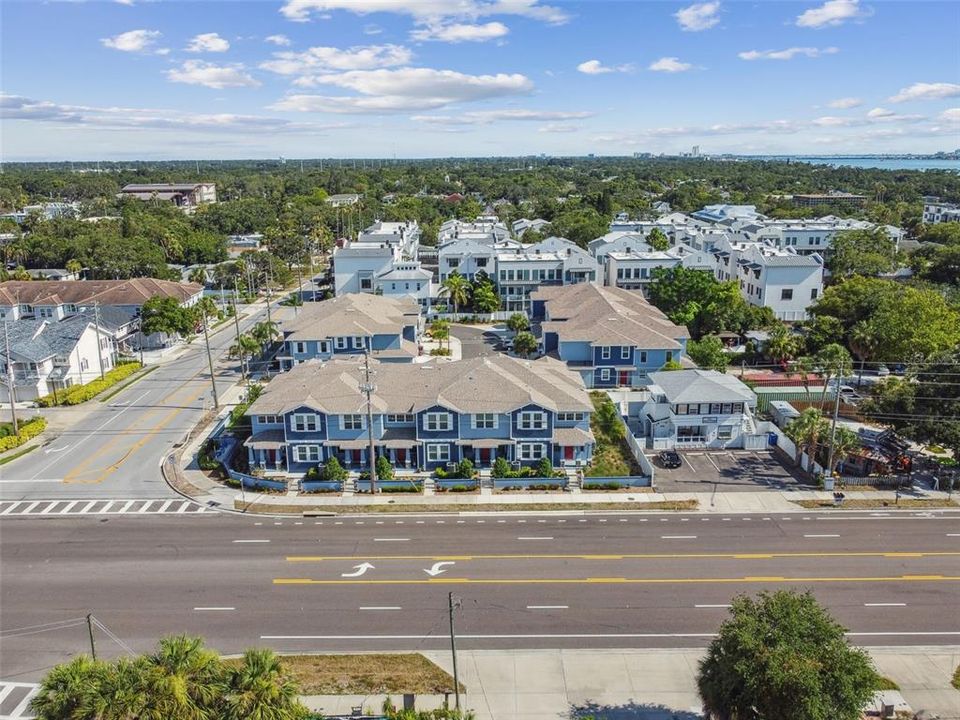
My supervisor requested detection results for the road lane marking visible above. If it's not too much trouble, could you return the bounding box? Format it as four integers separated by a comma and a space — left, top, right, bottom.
373, 538, 409, 542
661, 535, 697, 539
359, 606, 402, 611
158, 500, 174, 513
194, 607, 235, 611
695, 604, 731, 608
273, 574, 960, 586
260, 631, 960, 642
79, 500, 97, 513
517, 537, 553, 541
100, 501, 115, 513
527, 605, 568, 610
286, 550, 960, 562
21, 501, 41, 514
40, 502, 60, 515
864, 603, 906, 607
233, 539, 270, 543
947, 534, 960, 537
804, 534, 840, 538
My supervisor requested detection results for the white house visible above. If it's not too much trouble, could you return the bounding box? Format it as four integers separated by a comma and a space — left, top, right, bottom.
437, 238, 500, 283
332, 243, 396, 295
496, 239, 600, 312
512, 218, 551, 238
374, 262, 434, 307
357, 220, 421, 260
922, 196, 960, 224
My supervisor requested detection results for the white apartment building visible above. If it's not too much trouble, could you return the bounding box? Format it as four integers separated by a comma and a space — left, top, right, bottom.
496, 239, 600, 312
605, 245, 716, 296
373, 262, 434, 307
437, 238, 499, 283
922, 196, 960, 224
512, 218, 551, 238
588, 232, 653, 260
713, 238, 824, 321
357, 220, 421, 260
437, 217, 511, 245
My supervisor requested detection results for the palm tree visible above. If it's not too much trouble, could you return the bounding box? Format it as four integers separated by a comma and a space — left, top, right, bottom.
785, 408, 828, 474
441, 272, 471, 317
31, 655, 108, 720
814, 343, 853, 404
87, 657, 148, 720
506, 312, 529, 336
849, 321, 878, 388
222, 649, 308, 720
138, 635, 224, 720
65, 258, 83, 277
251, 320, 280, 353
231, 333, 260, 378
512, 331, 538, 358
188, 267, 208, 286
765, 324, 798, 368
828, 426, 860, 477
793, 355, 814, 404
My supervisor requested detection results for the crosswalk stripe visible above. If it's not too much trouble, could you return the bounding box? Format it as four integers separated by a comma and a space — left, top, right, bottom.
40, 502, 61, 515
0, 683, 17, 705
158, 499, 174, 512
79, 500, 98, 513
60, 500, 79, 513
137, 500, 155, 513
100, 501, 116, 513
8, 687, 39, 719
1, 501, 23, 515
21, 502, 40, 514
177, 501, 191, 513
0, 499, 210, 517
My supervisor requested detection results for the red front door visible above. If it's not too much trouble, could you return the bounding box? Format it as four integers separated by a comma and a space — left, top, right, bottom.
266, 449, 276, 464
618, 370, 630, 386
564, 445, 575, 461
479, 448, 491, 465
351, 449, 361, 465
396, 449, 406, 464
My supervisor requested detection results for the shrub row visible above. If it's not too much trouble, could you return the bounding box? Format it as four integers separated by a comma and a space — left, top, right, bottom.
499, 483, 562, 491
36, 362, 143, 407
583, 481, 625, 490
0, 416, 47, 453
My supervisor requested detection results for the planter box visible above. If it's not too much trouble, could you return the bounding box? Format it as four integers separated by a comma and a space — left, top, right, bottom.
301, 480, 343, 493
582, 475, 651, 487
355, 480, 423, 492
493, 477, 567, 490
435, 479, 479, 490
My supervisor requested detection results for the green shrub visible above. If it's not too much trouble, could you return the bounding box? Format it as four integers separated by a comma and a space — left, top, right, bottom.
229, 383, 263, 427
304, 465, 321, 481
36, 362, 143, 407
456, 457, 475, 479
491, 455, 511, 478
376, 455, 395, 481
197, 441, 222, 472
380, 485, 420, 493
583, 481, 624, 490
321, 456, 348, 482
0, 416, 47, 452
536, 456, 554, 478
449, 484, 472, 492
429, 347, 451, 356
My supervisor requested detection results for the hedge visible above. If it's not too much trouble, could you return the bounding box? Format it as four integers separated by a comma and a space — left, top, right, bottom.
0, 416, 47, 452
36, 362, 143, 407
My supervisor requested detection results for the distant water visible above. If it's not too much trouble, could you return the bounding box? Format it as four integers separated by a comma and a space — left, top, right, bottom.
775, 156, 960, 171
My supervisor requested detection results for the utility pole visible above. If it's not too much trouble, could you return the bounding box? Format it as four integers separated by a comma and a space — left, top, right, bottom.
824, 361, 844, 478
93, 302, 105, 381
359, 351, 378, 494
232, 278, 246, 381
264, 270, 274, 380
448, 592, 461, 711
202, 309, 219, 410
3, 321, 18, 436
86, 614, 97, 660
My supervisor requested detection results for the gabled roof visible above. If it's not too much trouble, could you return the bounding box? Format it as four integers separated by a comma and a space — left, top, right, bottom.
0, 315, 105, 364
247, 355, 593, 417
0, 279, 202, 308
282, 293, 419, 342
648, 369, 755, 405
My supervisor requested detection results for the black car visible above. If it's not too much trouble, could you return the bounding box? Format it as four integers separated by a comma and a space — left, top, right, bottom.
658, 450, 682, 469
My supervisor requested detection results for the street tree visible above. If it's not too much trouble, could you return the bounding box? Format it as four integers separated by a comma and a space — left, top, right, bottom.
686, 336, 728, 372
512, 331, 538, 358
429, 319, 451, 353
140, 296, 194, 338
222, 649, 308, 720
251, 320, 280, 353
697, 590, 879, 720
441, 272, 471, 317
828, 426, 861, 476
506, 312, 529, 335
785, 408, 828, 472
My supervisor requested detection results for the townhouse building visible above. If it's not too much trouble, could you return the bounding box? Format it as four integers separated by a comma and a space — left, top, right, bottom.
244, 355, 595, 475
437, 217, 511, 245
588, 232, 653, 260
278, 294, 421, 369
922, 196, 960, 224
632, 369, 758, 449
119, 183, 217, 208
356, 220, 420, 260
604, 245, 716, 295
496, 239, 599, 312
437, 238, 500, 283
712, 238, 824, 321
512, 218, 550, 238
532, 283, 689, 388
0, 314, 117, 402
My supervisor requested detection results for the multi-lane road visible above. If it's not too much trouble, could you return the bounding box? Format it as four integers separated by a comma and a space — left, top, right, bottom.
0, 297, 293, 501
2, 509, 958, 680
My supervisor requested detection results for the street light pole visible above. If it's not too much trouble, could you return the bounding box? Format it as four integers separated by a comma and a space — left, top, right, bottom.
203, 310, 219, 410
360, 351, 378, 494
232, 278, 246, 381
824, 360, 844, 478
448, 592, 461, 711
3, 321, 18, 436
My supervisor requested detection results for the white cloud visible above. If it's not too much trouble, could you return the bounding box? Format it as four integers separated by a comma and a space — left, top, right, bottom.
100, 29, 161, 53
280, 0, 569, 25
186, 32, 230, 53
539, 123, 579, 133
411, 21, 509, 43
796, 0, 871, 28
363, 24, 383, 35
411, 109, 592, 125
265, 34, 292, 46
166, 61, 260, 89
271, 67, 533, 113
889, 82, 960, 103
828, 96, 862, 109
0, 93, 350, 134
260, 44, 412, 82
866, 107, 893, 119
577, 59, 633, 75
648, 57, 693, 73
738, 46, 838, 61
938, 108, 960, 122
674, 2, 720, 31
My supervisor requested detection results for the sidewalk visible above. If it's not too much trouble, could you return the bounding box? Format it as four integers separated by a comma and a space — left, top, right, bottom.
301, 647, 960, 720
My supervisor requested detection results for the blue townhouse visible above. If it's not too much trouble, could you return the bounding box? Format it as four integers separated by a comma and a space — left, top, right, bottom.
277, 293, 422, 370
531, 283, 690, 389
244, 355, 595, 475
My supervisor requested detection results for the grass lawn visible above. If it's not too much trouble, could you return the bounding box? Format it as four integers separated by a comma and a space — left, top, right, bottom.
234, 500, 699, 514
793, 498, 958, 509
224, 653, 463, 695
585, 392, 642, 477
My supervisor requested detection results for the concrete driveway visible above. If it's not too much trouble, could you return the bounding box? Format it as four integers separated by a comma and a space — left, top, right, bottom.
651, 449, 811, 493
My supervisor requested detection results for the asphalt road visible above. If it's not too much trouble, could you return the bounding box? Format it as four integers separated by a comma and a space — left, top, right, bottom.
0, 297, 295, 501
2, 511, 958, 680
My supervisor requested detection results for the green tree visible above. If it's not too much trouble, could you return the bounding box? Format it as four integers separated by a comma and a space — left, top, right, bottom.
230, 333, 260, 378
322, 456, 348, 482
647, 227, 669, 251
251, 320, 280, 352
140, 296, 194, 337
188, 266, 208, 286
812, 343, 853, 404
506, 312, 530, 335
828, 426, 860, 476
535, 456, 554, 477
11, 265, 30, 281
65, 258, 83, 276
802, 315, 844, 354
785, 408, 828, 472
697, 590, 879, 720
441, 272, 471, 316
764, 324, 800, 366
472, 281, 501, 313
594, 396, 623, 439
31, 655, 111, 720
512, 331, 538, 358
686, 336, 728, 372
647, 267, 756, 340
138, 635, 224, 720
827, 228, 899, 279
429, 319, 450, 352
376, 455, 394, 482
223, 649, 308, 720
491, 455, 511, 478
548, 207, 608, 247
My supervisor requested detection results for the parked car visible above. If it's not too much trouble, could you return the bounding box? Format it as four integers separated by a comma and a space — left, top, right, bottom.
875, 365, 891, 377
658, 450, 682, 469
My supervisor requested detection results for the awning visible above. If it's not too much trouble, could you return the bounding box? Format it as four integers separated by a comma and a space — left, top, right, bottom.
323, 439, 369, 450
244, 430, 285, 449
456, 438, 512, 449
553, 427, 595, 446
381, 428, 417, 448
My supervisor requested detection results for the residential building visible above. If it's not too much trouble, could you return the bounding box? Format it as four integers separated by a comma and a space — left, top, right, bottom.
437, 237, 499, 283
588, 232, 653, 260
634, 369, 758, 449
496, 238, 599, 312
533, 283, 690, 388
793, 192, 867, 208
0, 314, 118, 402
373, 262, 434, 306
244, 354, 595, 474
26, 268, 81, 281
119, 183, 217, 207
605, 245, 716, 295
691, 205, 762, 223
437, 217, 511, 245
712, 238, 824, 321
512, 218, 551, 238
356, 220, 420, 260
325, 193, 362, 207
278, 293, 421, 369
922, 196, 960, 224
0, 202, 79, 224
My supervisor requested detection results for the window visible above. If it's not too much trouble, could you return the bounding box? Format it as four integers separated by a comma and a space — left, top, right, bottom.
386, 414, 413, 423
557, 412, 584, 422
717, 426, 733, 440
294, 341, 307, 354
335, 337, 348, 350
600, 346, 611, 360
257, 415, 280, 425
425, 412, 452, 432
426, 444, 450, 463
360, 277, 373, 290
341, 414, 364, 431
292, 413, 318, 432
620, 346, 630, 359
352, 336, 364, 349
732, 403, 744, 413
476, 257, 487, 267
710, 403, 723, 414
320, 341, 330, 354
599, 369, 611, 382
518, 443, 546, 461
472, 413, 497, 429
675, 404, 688, 415
721, 404, 733, 414
638, 351, 647, 364
293, 445, 320, 463
810, 288, 818, 300
780, 289, 794, 300
518, 411, 546, 430
666, 351, 674, 363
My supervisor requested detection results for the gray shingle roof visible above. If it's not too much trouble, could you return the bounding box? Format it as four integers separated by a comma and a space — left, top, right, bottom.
0, 315, 99, 364
283, 293, 419, 342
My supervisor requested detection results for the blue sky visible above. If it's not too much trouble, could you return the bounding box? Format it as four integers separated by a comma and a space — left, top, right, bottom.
2, 0, 959, 160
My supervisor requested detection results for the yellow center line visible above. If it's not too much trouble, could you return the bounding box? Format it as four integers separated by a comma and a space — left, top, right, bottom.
272, 575, 960, 586
285, 551, 960, 563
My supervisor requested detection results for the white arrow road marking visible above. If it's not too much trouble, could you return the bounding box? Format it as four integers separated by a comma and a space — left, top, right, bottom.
44, 444, 72, 454
341, 562, 375, 578
423, 561, 456, 577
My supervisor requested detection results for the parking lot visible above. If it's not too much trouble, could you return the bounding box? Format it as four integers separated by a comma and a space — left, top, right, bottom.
650, 449, 811, 492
